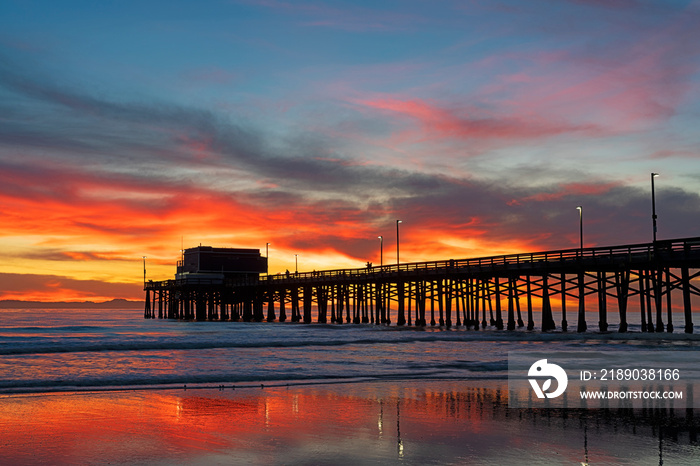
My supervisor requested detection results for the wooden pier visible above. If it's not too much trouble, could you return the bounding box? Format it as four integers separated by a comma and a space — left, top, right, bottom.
144, 237, 700, 333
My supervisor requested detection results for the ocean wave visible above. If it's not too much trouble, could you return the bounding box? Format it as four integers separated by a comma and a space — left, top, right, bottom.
0, 370, 507, 395
2, 327, 699, 356
2, 327, 700, 356
0, 336, 419, 355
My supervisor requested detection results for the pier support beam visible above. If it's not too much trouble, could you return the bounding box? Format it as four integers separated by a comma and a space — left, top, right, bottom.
444, 279, 451, 328
291, 288, 300, 322
330, 285, 337, 323
507, 278, 515, 331
144, 289, 151, 319
196, 293, 207, 321
345, 285, 351, 324
397, 282, 407, 326
597, 272, 608, 332
666, 268, 673, 333
438, 280, 444, 326
639, 271, 648, 332
303, 286, 312, 324
430, 281, 436, 326
406, 282, 415, 327
682, 266, 694, 333
653, 267, 664, 332
253, 292, 264, 322
494, 277, 503, 330
318, 286, 328, 324
472, 279, 480, 330
417, 281, 427, 327
615, 270, 629, 333
267, 290, 276, 322
541, 275, 556, 332
242, 298, 253, 322
577, 271, 587, 332
560, 273, 568, 332
526, 276, 534, 331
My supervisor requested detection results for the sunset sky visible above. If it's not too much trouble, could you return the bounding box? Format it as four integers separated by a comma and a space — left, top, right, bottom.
2, 0, 700, 302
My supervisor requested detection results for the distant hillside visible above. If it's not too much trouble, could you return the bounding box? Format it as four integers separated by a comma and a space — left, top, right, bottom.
0, 298, 143, 309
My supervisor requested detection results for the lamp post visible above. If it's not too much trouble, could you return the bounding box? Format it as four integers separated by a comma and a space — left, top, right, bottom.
142, 256, 147, 288
396, 220, 402, 265
651, 173, 659, 243
576, 206, 583, 250
266, 242, 270, 274
294, 254, 298, 274
378, 236, 383, 267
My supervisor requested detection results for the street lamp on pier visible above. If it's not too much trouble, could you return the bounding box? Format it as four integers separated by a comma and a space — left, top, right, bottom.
396, 220, 402, 265
266, 242, 270, 274
142, 256, 147, 288
576, 206, 583, 251
378, 236, 383, 267
294, 254, 298, 274
651, 173, 660, 243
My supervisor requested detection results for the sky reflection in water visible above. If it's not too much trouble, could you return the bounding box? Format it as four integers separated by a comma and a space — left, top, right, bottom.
1, 381, 698, 465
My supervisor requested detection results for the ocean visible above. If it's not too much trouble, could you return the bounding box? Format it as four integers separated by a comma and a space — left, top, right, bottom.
2, 308, 700, 464
3, 308, 700, 394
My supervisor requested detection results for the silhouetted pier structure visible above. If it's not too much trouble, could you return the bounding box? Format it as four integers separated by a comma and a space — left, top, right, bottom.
144, 237, 700, 333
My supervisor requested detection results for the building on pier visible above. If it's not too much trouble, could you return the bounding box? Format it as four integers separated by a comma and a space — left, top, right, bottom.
176, 246, 267, 283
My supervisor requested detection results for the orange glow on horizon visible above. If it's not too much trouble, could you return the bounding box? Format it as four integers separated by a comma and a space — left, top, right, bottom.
0, 162, 556, 302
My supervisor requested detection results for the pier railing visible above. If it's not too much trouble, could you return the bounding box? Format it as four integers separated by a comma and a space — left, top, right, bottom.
249, 237, 700, 285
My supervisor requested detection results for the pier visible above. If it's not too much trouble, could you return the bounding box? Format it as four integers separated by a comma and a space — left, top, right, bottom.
144, 237, 700, 333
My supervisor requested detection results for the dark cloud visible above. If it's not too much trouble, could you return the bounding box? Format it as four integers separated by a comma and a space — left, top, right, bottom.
0, 57, 453, 205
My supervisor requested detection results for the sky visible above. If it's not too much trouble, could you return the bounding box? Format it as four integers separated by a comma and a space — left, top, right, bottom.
1, 0, 700, 302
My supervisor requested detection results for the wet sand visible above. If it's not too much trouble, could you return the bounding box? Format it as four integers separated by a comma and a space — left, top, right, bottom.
1, 380, 699, 465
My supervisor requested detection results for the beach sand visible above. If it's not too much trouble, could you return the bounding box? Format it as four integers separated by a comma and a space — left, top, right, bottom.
1, 380, 699, 465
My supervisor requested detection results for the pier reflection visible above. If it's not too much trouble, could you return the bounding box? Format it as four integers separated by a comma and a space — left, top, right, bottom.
1, 381, 699, 465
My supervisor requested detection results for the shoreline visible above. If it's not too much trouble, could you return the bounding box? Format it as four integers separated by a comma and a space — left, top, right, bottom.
0, 375, 510, 397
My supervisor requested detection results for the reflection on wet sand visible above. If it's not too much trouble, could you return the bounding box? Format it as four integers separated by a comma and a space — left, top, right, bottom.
1, 381, 699, 465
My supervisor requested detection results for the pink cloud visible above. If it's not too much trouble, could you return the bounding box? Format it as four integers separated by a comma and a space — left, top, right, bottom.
354, 96, 599, 142
650, 149, 699, 159
489, 8, 700, 133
